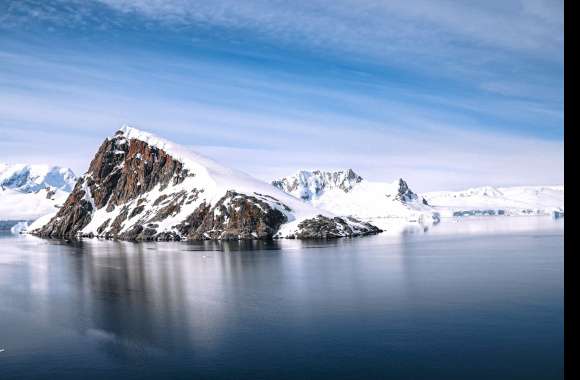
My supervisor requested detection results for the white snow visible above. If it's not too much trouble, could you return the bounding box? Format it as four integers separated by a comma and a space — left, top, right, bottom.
423, 185, 564, 217
26, 211, 59, 232
0, 187, 70, 220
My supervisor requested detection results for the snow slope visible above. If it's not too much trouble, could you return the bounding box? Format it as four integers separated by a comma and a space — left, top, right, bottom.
273, 170, 439, 229
0, 163, 76, 221
0, 187, 71, 220
423, 185, 564, 217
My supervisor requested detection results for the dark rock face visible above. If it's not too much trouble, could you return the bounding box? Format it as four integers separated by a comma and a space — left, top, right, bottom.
35, 178, 94, 237
174, 202, 211, 236
85, 132, 190, 211
188, 191, 288, 240
45, 188, 56, 199
290, 215, 382, 239
35, 132, 191, 239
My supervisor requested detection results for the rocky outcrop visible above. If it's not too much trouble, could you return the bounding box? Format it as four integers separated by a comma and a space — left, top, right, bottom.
33, 127, 381, 241
288, 215, 382, 239
188, 191, 288, 240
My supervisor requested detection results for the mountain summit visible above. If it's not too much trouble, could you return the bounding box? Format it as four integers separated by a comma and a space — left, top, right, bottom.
34, 126, 381, 240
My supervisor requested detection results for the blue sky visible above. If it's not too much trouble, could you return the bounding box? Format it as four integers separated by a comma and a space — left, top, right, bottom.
0, 0, 563, 191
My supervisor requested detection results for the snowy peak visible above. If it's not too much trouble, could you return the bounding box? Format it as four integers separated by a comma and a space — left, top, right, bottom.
395, 178, 422, 203
272, 169, 363, 200
0, 163, 76, 193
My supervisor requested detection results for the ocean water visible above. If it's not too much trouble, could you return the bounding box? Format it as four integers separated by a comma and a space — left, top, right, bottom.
0, 217, 564, 379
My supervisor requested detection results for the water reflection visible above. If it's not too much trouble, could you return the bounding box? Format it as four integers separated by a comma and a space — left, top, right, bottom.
0, 217, 564, 379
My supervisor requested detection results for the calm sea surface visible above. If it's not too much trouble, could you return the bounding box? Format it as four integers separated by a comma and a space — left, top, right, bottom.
0, 217, 564, 379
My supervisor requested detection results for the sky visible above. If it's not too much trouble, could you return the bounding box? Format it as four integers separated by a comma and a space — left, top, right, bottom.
0, 0, 563, 191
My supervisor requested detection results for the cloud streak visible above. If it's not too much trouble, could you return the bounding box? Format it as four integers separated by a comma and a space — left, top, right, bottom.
0, 0, 563, 191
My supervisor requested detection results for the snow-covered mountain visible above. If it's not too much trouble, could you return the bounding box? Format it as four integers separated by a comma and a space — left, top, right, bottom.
0, 163, 76, 192
32, 126, 381, 240
272, 170, 439, 229
272, 169, 363, 199
423, 185, 564, 217
0, 163, 76, 222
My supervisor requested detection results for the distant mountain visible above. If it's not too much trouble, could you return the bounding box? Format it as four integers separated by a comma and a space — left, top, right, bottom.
0, 163, 76, 192
0, 163, 77, 222
272, 170, 439, 228
32, 126, 381, 240
423, 185, 564, 217
272, 169, 363, 199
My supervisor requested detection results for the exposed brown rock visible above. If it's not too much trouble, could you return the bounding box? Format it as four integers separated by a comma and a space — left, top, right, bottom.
35, 132, 191, 239
129, 205, 145, 218
188, 191, 288, 240
174, 202, 211, 236
97, 219, 111, 235
35, 179, 94, 237
109, 207, 129, 235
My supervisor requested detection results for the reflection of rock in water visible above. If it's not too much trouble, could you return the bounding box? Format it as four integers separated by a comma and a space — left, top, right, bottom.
398, 223, 430, 236
81, 242, 173, 359
70, 240, 291, 359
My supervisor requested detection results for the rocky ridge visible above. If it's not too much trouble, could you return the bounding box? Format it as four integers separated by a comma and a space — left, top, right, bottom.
272, 169, 363, 200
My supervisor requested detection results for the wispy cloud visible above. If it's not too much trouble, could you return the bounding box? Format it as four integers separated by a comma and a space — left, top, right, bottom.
0, 1, 563, 190
92, 0, 562, 54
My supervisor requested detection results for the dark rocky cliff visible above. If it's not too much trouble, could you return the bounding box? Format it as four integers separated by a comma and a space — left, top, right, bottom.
36, 130, 190, 238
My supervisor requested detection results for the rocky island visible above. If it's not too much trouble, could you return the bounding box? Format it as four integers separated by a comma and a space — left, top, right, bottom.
33, 126, 381, 241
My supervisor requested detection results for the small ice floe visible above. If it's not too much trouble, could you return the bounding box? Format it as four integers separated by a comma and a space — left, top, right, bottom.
0, 348, 5, 353
10, 221, 29, 234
